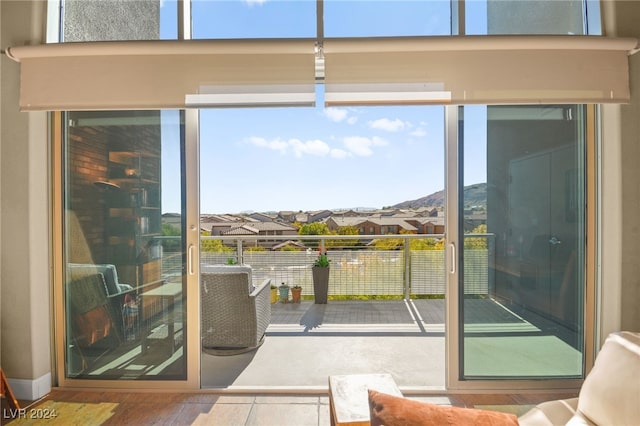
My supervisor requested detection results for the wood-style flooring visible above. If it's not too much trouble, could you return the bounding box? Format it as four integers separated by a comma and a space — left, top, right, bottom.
2, 389, 578, 425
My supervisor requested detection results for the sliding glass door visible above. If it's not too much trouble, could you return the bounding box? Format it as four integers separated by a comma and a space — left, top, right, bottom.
451, 105, 588, 383
61, 110, 197, 383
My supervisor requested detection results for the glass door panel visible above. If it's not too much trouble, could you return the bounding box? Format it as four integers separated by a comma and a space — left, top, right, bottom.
459, 105, 585, 379
63, 110, 188, 380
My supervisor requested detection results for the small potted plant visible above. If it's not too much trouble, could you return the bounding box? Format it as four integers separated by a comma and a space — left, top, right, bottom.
270, 284, 278, 304
278, 282, 290, 303
291, 284, 302, 303
312, 247, 330, 304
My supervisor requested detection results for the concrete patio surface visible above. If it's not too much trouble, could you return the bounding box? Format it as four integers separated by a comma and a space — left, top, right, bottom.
201, 299, 580, 390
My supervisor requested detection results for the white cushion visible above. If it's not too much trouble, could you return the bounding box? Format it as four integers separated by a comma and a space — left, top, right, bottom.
576, 331, 640, 426
518, 398, 578, 426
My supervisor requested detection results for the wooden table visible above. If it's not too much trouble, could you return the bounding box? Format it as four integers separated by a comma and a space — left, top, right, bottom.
329, 374, 402, 426
140, 282, 182, 354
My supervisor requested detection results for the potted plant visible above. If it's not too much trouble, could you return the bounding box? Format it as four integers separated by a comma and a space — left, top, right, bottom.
270, 284, 278, 304
291, 284, 302, 303
312, 248, 330, 304
278, 282, 290, 303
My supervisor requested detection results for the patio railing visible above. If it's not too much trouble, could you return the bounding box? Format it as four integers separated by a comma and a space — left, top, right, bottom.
160, 233, 494, 298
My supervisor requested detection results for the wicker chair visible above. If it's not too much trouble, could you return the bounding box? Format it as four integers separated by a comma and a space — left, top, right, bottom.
200, 265, 271, 355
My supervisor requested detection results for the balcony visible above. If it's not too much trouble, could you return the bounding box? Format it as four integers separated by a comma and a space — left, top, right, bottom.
183, 234, 579, 390
63, 232, 580, 388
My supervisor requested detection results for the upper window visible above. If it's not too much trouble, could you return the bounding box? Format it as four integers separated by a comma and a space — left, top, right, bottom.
466, 0, 601, 35
52, 0, 601, 42
192, 0, 316, 39
324, 0, 452, 37
53, 0, 177, 42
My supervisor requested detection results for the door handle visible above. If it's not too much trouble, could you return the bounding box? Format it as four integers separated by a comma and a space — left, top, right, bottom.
549, 236, 562, 245
188, 244, 195, 276
449, 243, 456, 274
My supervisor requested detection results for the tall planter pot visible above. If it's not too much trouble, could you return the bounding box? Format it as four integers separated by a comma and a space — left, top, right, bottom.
312, 266, 329, 304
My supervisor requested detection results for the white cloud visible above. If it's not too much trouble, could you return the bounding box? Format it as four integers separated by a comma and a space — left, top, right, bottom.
330, 149, 351, 159
247, 136, 288, 154
347, 116, 358, 125
290, 139, 331, 158
410, 128, 427, 137
324, 108, 349, 123
368, 118, 407, 132
343, 136, 388, 157
247, 136, 351, 159
245, 0, 268, 5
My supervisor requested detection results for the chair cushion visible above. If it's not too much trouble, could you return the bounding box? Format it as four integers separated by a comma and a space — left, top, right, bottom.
68, 263, 124, 295
201, 264, 254, 291
518, 398, 579, 426
368, 390, 519, 426
576, 331, 640, 425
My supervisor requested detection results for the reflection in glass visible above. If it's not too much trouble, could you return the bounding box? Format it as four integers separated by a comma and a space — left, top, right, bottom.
460, 105, 585, 378
64, 111, 186, 380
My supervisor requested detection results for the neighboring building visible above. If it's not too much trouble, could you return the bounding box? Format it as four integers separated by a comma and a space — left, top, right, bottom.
246, 212, 275, 222
327, 216, 418, 235
308, 210, 333, 223
205, 221, 298, 248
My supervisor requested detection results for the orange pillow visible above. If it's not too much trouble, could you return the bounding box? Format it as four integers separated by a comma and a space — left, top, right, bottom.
368, 389, 519, 426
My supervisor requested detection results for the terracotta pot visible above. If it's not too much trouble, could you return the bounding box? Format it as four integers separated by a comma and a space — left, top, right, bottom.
291, 287, 302, 303
312, 266, 329, 304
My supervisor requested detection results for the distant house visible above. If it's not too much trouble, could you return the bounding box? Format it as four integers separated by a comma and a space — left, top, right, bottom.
308, 210, 333, 223
271, 240, 307, 251
406, 218, 445, 235
464, 213, 487, 232
294, 212, 309, 224
277, 211, 298, 223
204, 221, 298, 248
326, 216, 417, 235
246, 212, 275, 222
162, 213, 182, 229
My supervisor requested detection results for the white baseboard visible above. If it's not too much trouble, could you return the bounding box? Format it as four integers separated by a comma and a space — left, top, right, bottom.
7, 372, 51, 401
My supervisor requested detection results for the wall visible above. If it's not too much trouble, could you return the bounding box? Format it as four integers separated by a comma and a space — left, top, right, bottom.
0, 1, 51, 399
487, 0, 584, 35
63, 0, 159, 41
600, 0, 640, 340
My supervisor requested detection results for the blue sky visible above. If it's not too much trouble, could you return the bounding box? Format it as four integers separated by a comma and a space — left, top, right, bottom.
160, 0, 488, 214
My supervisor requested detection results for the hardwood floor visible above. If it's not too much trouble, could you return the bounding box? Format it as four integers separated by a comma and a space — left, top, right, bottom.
3, 389, 578, 425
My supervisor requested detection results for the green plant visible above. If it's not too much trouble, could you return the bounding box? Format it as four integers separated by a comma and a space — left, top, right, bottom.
279, 282, 289, 288
313, 248, 330, 267
226, 257, 237, 265
292, 284, 302, 289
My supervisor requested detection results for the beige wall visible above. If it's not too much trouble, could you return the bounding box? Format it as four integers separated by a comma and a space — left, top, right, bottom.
614, 1, 640, 334
600, 0, 640, 341
1, 1, 51, 399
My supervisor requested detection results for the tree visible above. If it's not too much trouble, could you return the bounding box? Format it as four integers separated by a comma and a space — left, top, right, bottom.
299, 222, 331, 248
327, 225, 360, 248
161, 223, 181, 251
464, 224, 488, 249
298, 222, 331, 235
201, 233, 232, 253
372, 238, 403, 250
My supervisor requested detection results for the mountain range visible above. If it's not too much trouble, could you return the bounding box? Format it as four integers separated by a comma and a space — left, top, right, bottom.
392, 182, 487, 209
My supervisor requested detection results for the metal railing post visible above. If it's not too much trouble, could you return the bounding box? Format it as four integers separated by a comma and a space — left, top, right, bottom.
237, 239, 243, 264
404, 236, 411, 300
